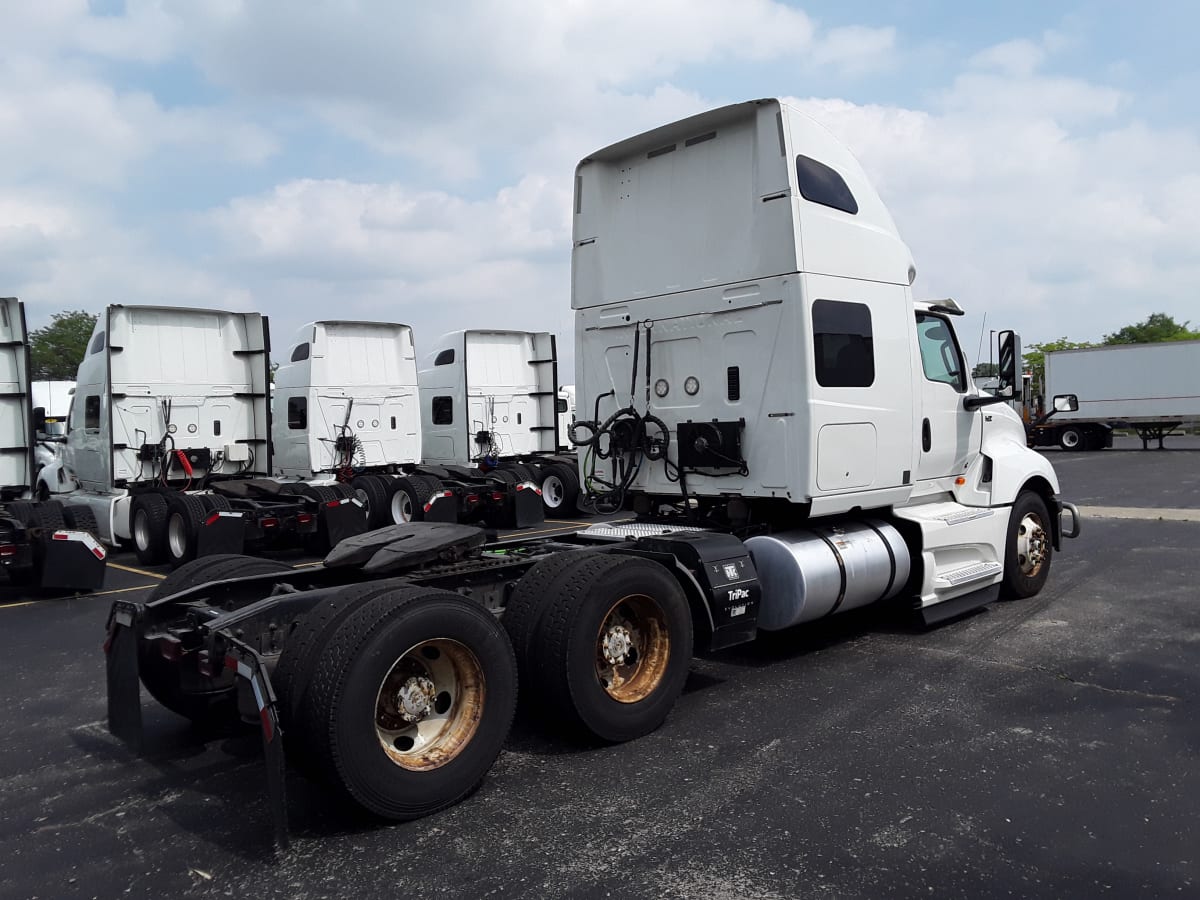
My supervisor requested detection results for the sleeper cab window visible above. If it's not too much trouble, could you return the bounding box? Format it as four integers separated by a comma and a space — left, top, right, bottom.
795, 155, 858, 215
90, 331, 106, 355
432, 396, 453, 425
290, 342, 310, 362
287, 396, 307, 429
812, 299, 874, 387
434, 348, 455, 366
915, 313, 967, 391
84, 395, 101, 429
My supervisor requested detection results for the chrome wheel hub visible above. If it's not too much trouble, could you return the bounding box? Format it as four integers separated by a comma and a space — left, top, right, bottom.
1017, 513, 1047, 576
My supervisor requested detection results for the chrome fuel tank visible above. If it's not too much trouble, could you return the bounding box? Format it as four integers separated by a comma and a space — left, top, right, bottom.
745, 520, 911, 630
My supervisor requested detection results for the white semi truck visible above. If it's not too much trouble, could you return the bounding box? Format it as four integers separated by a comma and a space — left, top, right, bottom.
0, 298, 106, 591
1026, 340, 1200, 450
105, 99, 1080, 849
31, 380, 74, 488
273, 321, 545, 529
419, 329, 581, 516
39, 305, 363, 568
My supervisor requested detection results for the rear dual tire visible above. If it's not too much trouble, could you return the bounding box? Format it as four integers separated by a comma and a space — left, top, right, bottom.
279, 586, 517, 820
505, 552, 692, 742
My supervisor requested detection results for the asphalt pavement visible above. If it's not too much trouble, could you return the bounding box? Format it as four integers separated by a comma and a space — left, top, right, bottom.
0, 457, 1198, 899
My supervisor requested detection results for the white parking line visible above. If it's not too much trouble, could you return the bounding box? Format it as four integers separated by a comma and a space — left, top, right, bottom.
1078, 506, 1200, 522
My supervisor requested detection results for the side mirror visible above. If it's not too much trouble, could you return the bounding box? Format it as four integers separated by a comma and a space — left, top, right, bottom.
996, 330, 1021, 399
1052, 394, 1078, 413
31, 406, 47, 434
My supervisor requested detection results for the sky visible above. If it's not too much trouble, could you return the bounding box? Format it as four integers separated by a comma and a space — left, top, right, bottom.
3, 0, 1198, 380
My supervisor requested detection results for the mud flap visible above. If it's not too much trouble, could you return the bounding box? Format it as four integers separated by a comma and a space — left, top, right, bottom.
423, 490, 459, 523
197, 511, 246, 557
41, 530, 107, 591
510, 483, 545, 528
104, 604, 143, 751
225, 644, 289, 850
321, 498, 368, 550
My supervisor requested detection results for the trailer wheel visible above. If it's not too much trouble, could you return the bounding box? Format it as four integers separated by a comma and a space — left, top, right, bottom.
504, 551, 600, 690
165, 493, 209, 568
300, 586, 517, 820
1058, 426, 1083, 450
540, 463, 580, 517
131, 493, 170, 564
1002, 491, 1054, 600
62, 504, 99, 537
532, 554, 692, 742
139, 554, 292, 725
351, 475, 394, 529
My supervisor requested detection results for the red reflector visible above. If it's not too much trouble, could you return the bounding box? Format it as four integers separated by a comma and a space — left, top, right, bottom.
0, 544, 16, 557
261, 517, 279, 528
52, 531, 69, 541
224, 655, 239, 671
297, 512, 314, 524
491, 491, 504, 501
325, 500, 341, 508
205, 513, 221, 526
465, 494, 479, 504
92, 546, 106, 560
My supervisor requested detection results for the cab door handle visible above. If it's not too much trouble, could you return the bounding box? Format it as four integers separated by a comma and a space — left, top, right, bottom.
922, 418, 931, 452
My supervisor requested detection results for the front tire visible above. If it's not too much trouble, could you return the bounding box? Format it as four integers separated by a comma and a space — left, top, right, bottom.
1002, 491, 1053, 599
1058, 426, 1083, 451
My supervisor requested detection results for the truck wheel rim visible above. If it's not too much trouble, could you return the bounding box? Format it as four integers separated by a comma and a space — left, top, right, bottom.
391, 490, 413, 523
133, 509, 151, 550
374, 639, 484, 771
594, 594, 670, 704
542, 474, 564, 508
1017, 511, 1048, 577
1062, 430, 1080, 448
167, 513, 188, 558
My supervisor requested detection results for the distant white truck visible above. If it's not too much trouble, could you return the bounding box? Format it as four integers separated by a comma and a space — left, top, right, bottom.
274, 321, 546, 529
37, 305, 363, 567
31, 379, 74, 484
419, 329, 581, 515
1028, 340, 1200, 449
0, 298, 106, 590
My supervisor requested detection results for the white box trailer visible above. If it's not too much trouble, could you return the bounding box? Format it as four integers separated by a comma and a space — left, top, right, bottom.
1030, 341, 1200, 450
38, 305, 363, 567
105, 99, 1080, 848
0, 298, 106, 590
273, 321, 546, 529
419, 329, 581, 515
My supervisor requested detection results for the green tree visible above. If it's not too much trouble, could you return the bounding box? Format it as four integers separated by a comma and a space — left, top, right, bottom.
972, 362, 998, 378
29, 310, 98, 379
1025, 337, 1095, 394
1102, 312, 1200, 345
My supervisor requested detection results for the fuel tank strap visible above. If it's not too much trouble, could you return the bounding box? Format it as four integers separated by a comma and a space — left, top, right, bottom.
863, 520, 899, 600
811, 529, 848, 618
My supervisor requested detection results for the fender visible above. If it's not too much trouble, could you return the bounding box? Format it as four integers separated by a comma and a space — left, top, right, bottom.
36, 458, 79, 497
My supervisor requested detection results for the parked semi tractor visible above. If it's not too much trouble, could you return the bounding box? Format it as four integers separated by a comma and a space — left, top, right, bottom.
273, 320, 545, 529
1, 298, 106, 590
419, 329, 581, 516
31, 379, 75, 486
105, 99, 1080, 848
38, 305, 363, 568
1026, 340, 1200, 450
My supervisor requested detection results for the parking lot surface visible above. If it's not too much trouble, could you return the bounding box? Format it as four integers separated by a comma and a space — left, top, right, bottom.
1, 451, 1198, 899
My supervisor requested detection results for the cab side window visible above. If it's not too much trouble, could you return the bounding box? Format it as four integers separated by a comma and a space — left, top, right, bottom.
915, 313, 966, 391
